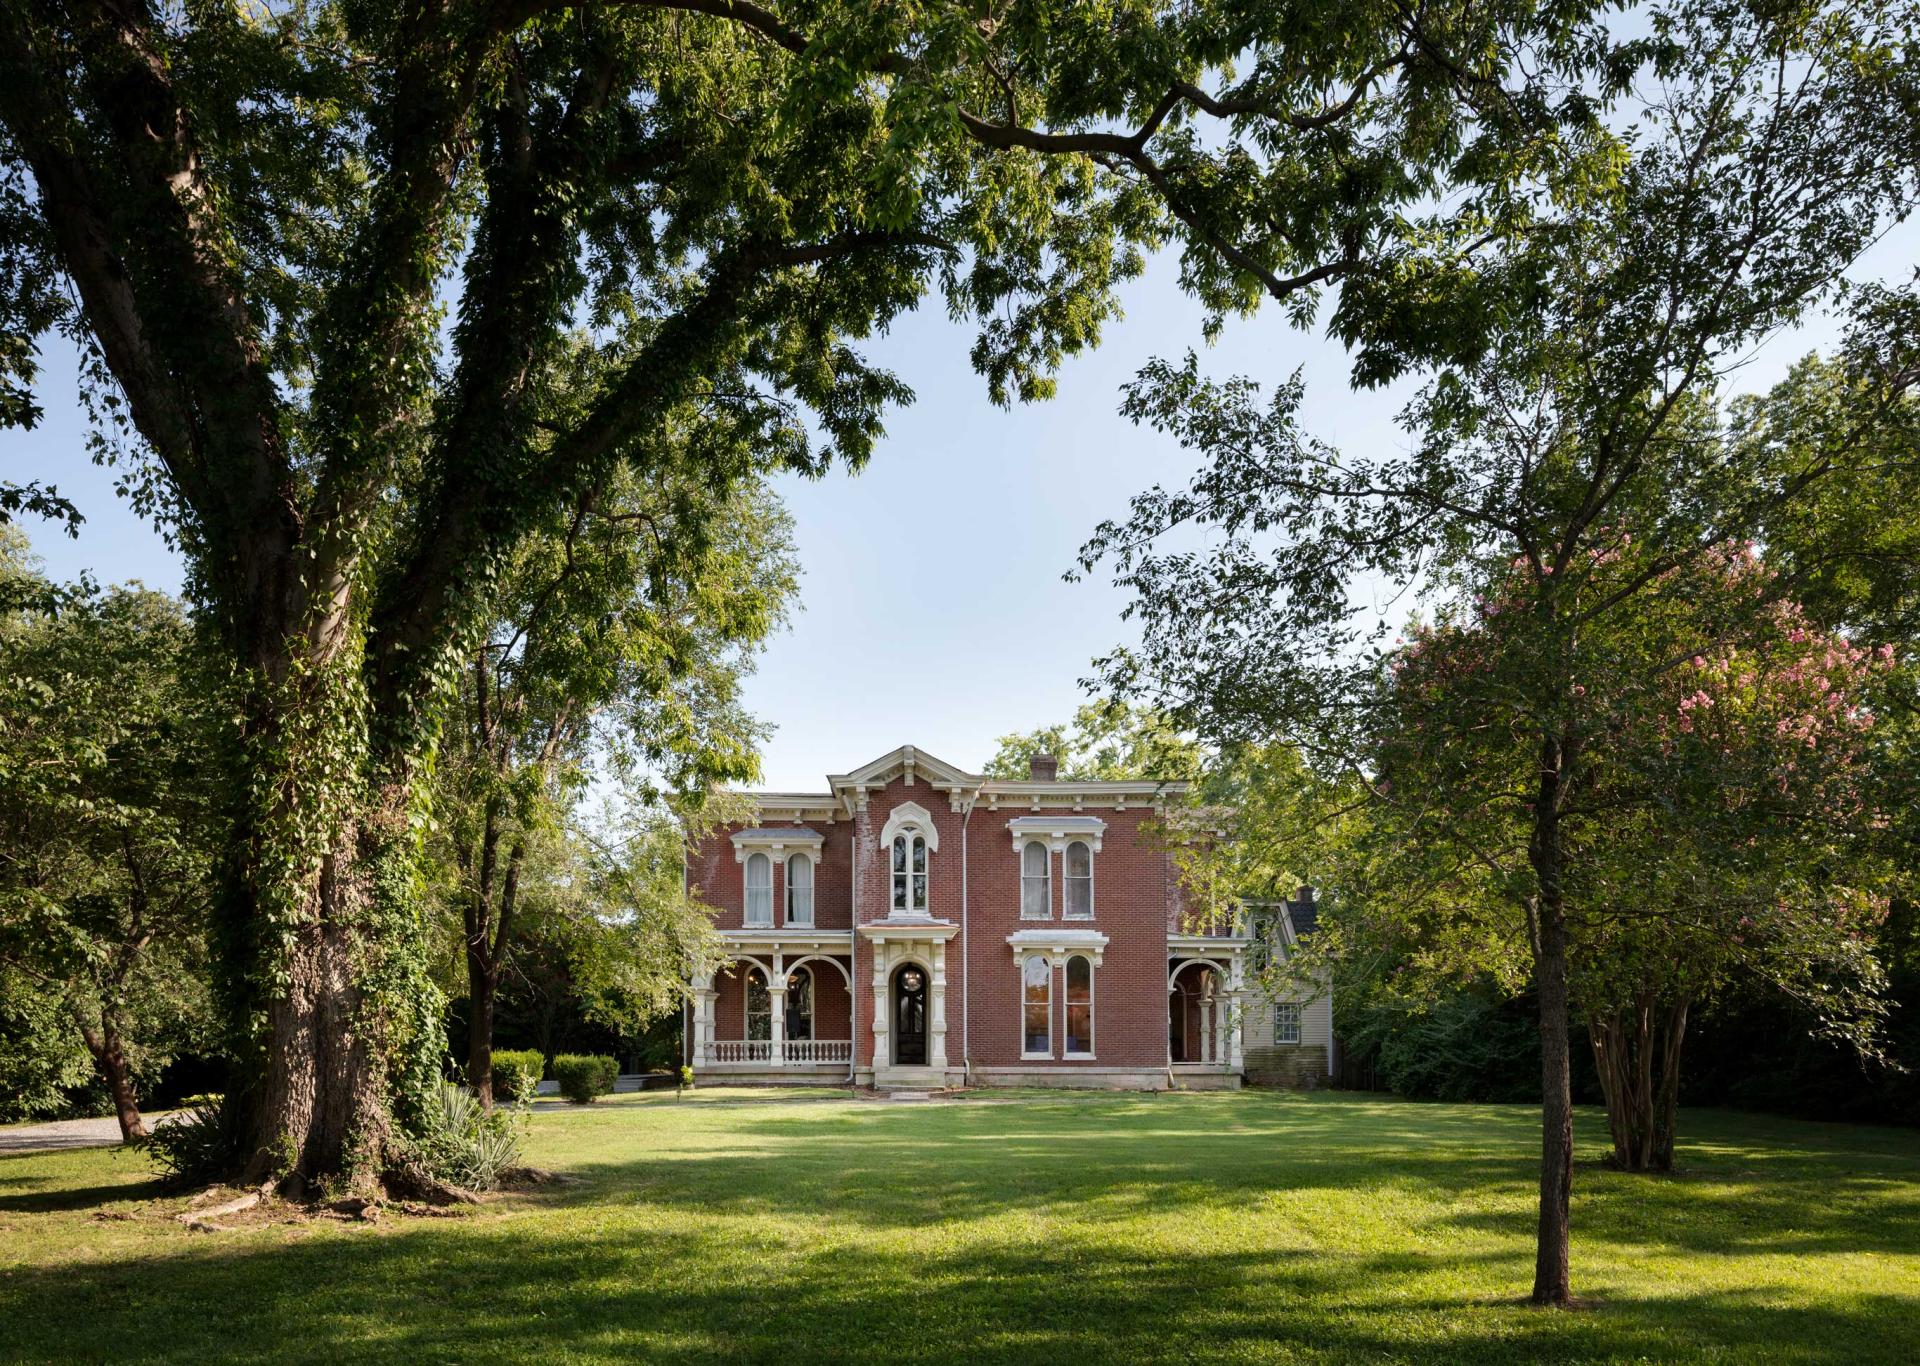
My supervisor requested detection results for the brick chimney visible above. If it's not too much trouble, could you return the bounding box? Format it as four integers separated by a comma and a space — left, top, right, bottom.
1029, 752, 1059, 782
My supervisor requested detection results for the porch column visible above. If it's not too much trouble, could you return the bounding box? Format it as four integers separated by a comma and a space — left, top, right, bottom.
1227, 954, 1246, 1071
870, 940, 889, 1070
769, 952, 786, 1065
929, 940, 948, 1070
691, 972, 716, 1068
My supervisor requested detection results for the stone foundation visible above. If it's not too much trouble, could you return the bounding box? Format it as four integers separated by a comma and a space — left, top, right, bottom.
1244, 1044, 1330, 1089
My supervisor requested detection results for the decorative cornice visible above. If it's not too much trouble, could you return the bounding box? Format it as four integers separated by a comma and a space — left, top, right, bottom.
1168, 932, 1251, 952
749, 793, 841, 823
730, 827, 826, 864
982, 779, 1186, 813
858, 920, 961, 943
716, 929, 854, 952
827, 745, 986, 812
1005, 814, 1107, 852
1005, 928, 1110, 965
731, 750, 1193, 822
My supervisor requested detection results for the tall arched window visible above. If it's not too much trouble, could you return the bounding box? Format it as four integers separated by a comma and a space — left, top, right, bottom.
1065, 955, 1094, 1055
892, 833, 928, 913
1022, 954, 1052, 1057
786, 966, 814, 1041
745, 967, 771, 1040
1065, 840, 1093, 919
1020, 841, 1050, 919
744, 853, 772, 926
785, 853, 814, 925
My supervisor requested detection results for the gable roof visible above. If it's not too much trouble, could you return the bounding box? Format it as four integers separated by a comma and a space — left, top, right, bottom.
742, 742, 1190, 819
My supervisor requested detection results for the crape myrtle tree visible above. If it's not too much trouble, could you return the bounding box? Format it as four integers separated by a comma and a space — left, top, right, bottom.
1373, 545, 1897, 1173
433, 448, 796, 1108
0, 0, 1638, 1193
0, 531, 220, 1141
1075, 4, 1920, 1302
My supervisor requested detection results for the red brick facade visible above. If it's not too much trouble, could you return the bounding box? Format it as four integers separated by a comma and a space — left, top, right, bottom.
685, 745, 1247, 1089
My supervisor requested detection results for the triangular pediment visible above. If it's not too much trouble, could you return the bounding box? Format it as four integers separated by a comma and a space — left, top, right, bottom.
827, 744, 984, 810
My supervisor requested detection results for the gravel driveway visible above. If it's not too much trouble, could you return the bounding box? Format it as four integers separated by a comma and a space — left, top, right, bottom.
0, 1113, 177, 1155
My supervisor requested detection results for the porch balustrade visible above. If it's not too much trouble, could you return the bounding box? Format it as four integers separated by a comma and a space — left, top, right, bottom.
707, 1038, 851, 1066
713, 1040, 771, 1064
783, 1039, 852, 1064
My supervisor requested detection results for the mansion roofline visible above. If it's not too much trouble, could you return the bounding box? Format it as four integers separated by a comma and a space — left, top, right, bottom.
741, 744, 1189, 822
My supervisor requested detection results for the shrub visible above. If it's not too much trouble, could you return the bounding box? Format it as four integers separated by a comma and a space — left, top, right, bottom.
490, 1050, 544, 1103
678, 1065, 695, 1090
413, 1078, 524, 1190
553, 1053, 618, 1103
140, 1102, 237, 1186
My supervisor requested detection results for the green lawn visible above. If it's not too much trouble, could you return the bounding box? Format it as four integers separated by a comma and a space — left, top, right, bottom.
3, 1091, 1916, 1363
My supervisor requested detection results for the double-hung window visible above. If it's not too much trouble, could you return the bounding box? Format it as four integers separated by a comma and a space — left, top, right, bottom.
1065, 955, 1094, 1056
892, 834, 928, 913
1064, 840, 1093, 919
1022, 955, 1052, 1057
785, 853, 814, 925
1020, 841, 1050, 919
744, 852, 772, 926
1275, 1002, 1301, 1045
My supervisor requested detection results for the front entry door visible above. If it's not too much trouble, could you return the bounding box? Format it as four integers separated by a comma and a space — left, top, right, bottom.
893, 966, 928, 1066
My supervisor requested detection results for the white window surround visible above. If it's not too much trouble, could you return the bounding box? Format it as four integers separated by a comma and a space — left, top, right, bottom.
1275, 1001, 1301, 1045
1020, 840, 1050, 920
785, 852, 814, 925
1065, 839, 1094, 920
879, 801, 940, 851
1005, 928, 1107, 966
882, 801, 937, 916
1004, 814, 1105, 853
732, 827, 825, 863
744, 852, 772, 927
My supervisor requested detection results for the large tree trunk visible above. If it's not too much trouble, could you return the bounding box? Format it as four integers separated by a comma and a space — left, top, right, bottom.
237, 822, 399, 1195
75, 1008, 147, 1143
1528, 732, 1575, 1307
222, 636, 445, 1197
467, 965, 498, 1111
1590, 996, 1689, 1172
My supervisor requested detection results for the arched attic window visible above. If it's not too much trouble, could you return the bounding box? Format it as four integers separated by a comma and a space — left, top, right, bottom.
881, 803, 937, 916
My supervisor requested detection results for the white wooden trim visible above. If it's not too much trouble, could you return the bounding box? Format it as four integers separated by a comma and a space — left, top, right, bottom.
731, 829, 825, 863
1006, 928, 1108, 965
1005, 814, 1107, 851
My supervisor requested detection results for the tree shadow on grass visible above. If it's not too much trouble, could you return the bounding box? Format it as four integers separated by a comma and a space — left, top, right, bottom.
0, 1175, 169, 1215
0, 1211, 1912, 1364
6, 1094, 1913, 1362
0, 1149, 167, 1214
546, 1094, 1555, 1233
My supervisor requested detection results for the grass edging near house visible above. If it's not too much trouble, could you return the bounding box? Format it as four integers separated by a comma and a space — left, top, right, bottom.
2, 1092, 1915, 1363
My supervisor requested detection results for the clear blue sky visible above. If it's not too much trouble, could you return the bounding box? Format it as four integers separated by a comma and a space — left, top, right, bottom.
8, 228, 1914, 793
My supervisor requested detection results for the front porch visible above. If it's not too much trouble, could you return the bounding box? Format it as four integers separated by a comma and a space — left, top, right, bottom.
1169, 933, 1250, 1088
692, 931, 856, 1082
